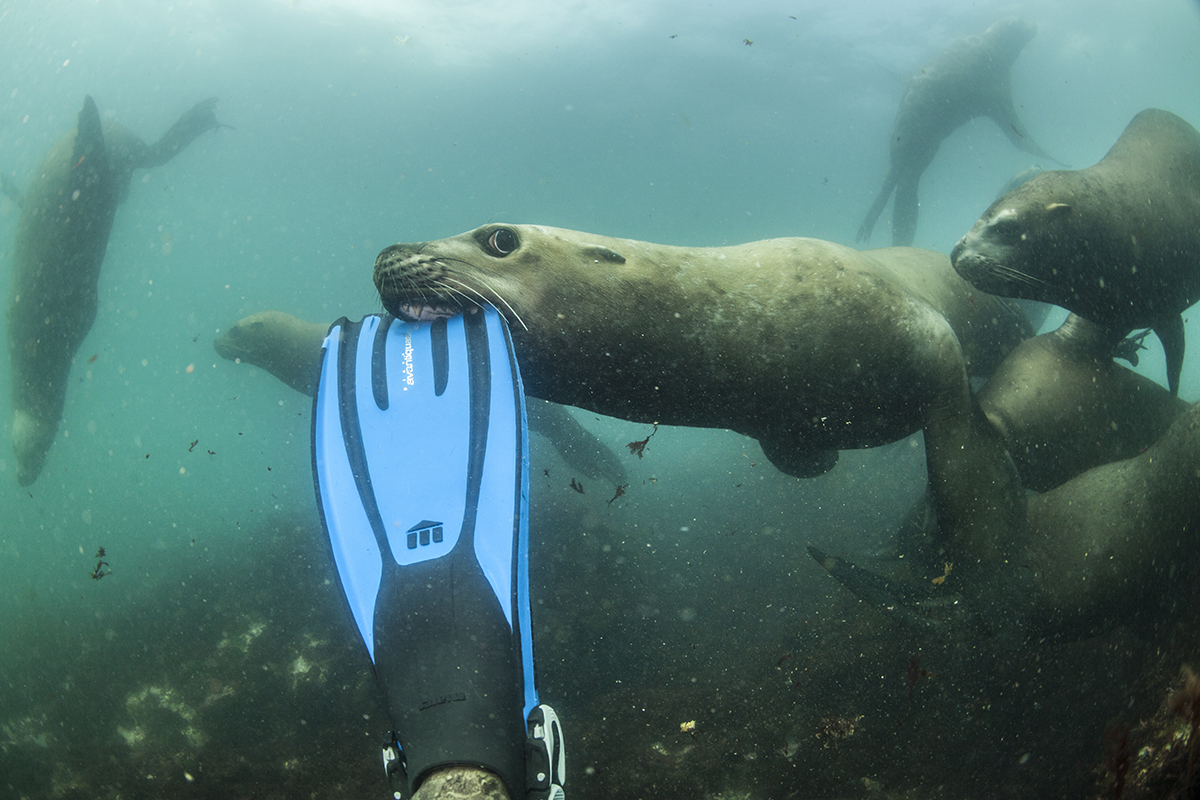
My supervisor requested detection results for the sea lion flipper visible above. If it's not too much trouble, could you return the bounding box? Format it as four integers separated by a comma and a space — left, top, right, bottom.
140, 97, 221, 168
527, 402, 629, 486
70, 95, 108, 195
998, 115, 1067, 167
856, 172, 897, 243
805, 545, 954, 631
1154, 314, 1186, 396
0, 172, 23, 208
758, 435, 838, 478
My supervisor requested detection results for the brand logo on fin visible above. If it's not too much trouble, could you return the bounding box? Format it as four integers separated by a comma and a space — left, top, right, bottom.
407, 519, 444, 549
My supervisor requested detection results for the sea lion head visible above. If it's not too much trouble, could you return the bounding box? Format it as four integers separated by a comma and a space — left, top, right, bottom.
373, 224, 630, 328
982, 18, 1037, 56
950, 176, 1084, 310
12, 410, 54, 487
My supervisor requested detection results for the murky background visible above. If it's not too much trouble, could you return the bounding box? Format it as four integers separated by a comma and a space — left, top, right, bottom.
1, 0, 1199, 797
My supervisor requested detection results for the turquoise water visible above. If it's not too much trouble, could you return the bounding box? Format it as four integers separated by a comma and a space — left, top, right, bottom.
1, 1, 1199, 798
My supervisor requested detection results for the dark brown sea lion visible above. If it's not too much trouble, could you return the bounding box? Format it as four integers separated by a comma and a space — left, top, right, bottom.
6, 95, 221, 485
857, 18, 1064, 247
818, 398, 1200, 639
371, 225, 1031, 478
979, 313, 1189, 492
1026, 399, 1200, 634
951, 108, 1200, 395
212, 310, 629, 486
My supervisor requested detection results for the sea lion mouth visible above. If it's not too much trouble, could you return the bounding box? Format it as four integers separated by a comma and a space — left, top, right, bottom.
374, 244, 528, 330
392, 299, 475, 323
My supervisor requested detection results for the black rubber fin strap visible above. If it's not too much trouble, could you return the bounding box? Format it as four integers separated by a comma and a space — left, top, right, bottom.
371, 314, 394, 411
431, 317, 450, 397
337, 316, 395, 563
458, 310, 492, 548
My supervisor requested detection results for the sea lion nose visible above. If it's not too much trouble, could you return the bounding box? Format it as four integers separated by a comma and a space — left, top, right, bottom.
374, 243, 421, 280
949, 238, 966, 264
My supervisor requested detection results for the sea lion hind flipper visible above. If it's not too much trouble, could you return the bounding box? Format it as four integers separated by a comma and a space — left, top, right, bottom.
806, 545, 961, 631
758, 435, 837, 478
1154, 314, 1186, 395
856, 172, 898, 244
140, 97, 221, 168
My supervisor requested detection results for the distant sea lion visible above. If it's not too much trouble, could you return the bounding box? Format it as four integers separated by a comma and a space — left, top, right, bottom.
213, 310, 629, 486
857, 18, 1064, 247
979, 313, 1189, 492
371, 224, 1031, 479
951, 108, 1200, 395
6, 95, 221, 485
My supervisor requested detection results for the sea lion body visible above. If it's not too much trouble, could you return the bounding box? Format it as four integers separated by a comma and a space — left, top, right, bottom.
6, 95, 220, 485
951, 108, 1200, 394
213, 310, 629, 486
373, 224, 1030, 477
1026, 399, 1200, 634
979, 313, 1189, 492
857, 18, 1062, 247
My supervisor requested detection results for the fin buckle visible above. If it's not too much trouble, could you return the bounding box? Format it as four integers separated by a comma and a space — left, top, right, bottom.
526, 705, 566, 800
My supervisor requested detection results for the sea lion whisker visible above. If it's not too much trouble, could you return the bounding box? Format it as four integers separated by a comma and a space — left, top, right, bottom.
441, 274, 529, 332
993, 262, 1050, 289
427, 278, 477, 309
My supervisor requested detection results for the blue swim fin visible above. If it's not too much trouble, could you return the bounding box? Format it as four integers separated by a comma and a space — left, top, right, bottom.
312, 309, 563, 799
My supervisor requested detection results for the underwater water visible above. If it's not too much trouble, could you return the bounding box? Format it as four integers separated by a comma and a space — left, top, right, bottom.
1, 0, 1199, 798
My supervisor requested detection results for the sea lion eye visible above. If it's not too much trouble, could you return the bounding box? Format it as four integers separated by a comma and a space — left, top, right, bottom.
487, 228, 519, 256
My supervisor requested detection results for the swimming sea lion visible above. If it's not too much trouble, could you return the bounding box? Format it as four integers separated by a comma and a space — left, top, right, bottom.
6, 95, 221, 485
979, 313, 1189, 492
213, 310, 629, 486
372, 224, 1031, 479
817, 397, 1200, 639
951, 108, 1200, 395
213, 310, 330, 397
1025, 398, 1200, 635
857, 18, 1064, 247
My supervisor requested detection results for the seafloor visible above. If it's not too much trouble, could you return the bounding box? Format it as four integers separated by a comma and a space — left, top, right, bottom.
3, 493, 1200, 800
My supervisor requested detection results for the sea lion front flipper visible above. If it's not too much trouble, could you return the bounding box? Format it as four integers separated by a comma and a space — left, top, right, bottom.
140, 97, 221, 168
0, 172, 23, 208
990, 95, 1068, 168
527, 401, 629, 486
1154, 314, 1186, 396
757, 435, 838, 478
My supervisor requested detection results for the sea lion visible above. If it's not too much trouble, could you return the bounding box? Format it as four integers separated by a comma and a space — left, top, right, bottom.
6, 95, 221, 485
817, 398, 1200, 639
373, 225, 1031, 630
212, 310, 629, 486
951, 108, 1200, 395
1024, 399, 1200, 635
856, 18, 1064, 247
371, 224, 1031, 479
979, 313, 1190, 492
